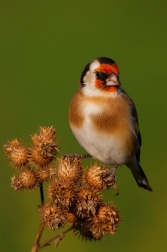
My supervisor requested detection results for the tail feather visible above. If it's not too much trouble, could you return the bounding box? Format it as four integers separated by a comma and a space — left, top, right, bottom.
126, 160, 152, 191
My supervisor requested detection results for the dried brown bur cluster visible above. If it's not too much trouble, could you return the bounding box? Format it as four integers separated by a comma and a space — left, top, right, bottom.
4, 127, 58, 190
4, 126, 121, 242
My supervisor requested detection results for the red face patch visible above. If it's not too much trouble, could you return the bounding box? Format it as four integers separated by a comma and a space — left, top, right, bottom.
95, 79, 119, 92
94, 63, 120, 92
94, 63, 119, 75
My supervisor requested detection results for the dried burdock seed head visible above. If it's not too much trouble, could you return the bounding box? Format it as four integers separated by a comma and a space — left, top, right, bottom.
73, 219, 93, 241
39, 204, 67, 229
89, 216, 105, 240
84, 164, 116, 191
57, 157, 82, 183
85, 164, 110, 191
97, 204, 121, 234
75, 188, 102, 218
48, 180, 76, 209
4, 139, 29, 168
11, 168, 38, 190
30, 126, 58, 167
32, 126, 57, 144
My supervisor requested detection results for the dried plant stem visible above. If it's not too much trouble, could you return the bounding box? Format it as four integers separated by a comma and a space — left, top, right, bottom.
30, 184, 45, 252
38, 225, 74, 250
30, 222, 45, 252
30, 223, 73, 252
39, 183, 44, 205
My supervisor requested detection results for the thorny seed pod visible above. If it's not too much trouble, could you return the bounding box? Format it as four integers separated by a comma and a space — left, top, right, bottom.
32, 126, 57, 144
97, 204, 121, 234
89, 216, 105, 240
39, 204, 67, 229
48, 180, 77, 209
4, 139, 29, 168
30, 126, 58, 167
73, 219, 93, 241
84, 165, 116, 191
75, 188, 102, 218
57, 156, 82, 183
11, 168, 38, 190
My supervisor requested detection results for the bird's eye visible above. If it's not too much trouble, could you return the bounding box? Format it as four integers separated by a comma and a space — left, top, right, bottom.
95, 71, 108, 80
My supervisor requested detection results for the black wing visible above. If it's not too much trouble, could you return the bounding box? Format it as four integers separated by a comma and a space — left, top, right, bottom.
122, 90, 142, 163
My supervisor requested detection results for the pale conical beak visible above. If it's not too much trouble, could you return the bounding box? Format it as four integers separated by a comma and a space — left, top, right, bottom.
106, 73, 120, 86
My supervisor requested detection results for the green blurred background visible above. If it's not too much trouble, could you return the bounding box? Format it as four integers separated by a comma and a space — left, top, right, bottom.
1, 1, 167, 251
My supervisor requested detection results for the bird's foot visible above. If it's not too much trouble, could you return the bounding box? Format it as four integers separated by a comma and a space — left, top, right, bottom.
63, 153, 92, 161
102, 166, 119, 196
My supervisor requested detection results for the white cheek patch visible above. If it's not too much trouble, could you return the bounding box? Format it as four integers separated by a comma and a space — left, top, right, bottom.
83, 70, 94, 86
90, 60, 100, 71
82, 59, 100, 90
82, 84, 105, 97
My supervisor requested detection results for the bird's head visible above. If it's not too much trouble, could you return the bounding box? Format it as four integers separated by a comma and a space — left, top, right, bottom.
80, 57, 121, 97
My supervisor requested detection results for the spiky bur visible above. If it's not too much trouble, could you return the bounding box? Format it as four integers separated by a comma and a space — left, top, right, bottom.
57, 157, 82, 183
30, 126, 58, 167
11, 168, 38, 190
48, 179, 77, 210
47, 157, 82, 209
4, 127, 121, 244
4, 139, 29, 168
84, 164, 117, 191
39, 204, 67, 229
75, 188, 102, 218
96, 204, 120, 235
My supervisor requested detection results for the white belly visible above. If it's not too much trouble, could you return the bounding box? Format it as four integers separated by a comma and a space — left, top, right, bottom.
71, 121, 130, 165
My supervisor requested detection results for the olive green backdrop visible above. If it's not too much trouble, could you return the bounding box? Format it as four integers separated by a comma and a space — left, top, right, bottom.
1, 1, 167, 251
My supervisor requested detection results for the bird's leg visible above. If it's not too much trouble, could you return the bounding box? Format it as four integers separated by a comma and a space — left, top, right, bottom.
78, 153, 92, 159
102, 165, 119, 195
63, 153, 92, 160
102, 165, 118, 178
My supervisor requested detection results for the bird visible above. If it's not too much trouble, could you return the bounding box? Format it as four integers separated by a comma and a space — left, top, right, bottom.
69, 57, 152, 191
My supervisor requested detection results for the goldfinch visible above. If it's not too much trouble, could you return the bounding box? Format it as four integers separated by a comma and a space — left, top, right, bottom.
69, 57, 152, 191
